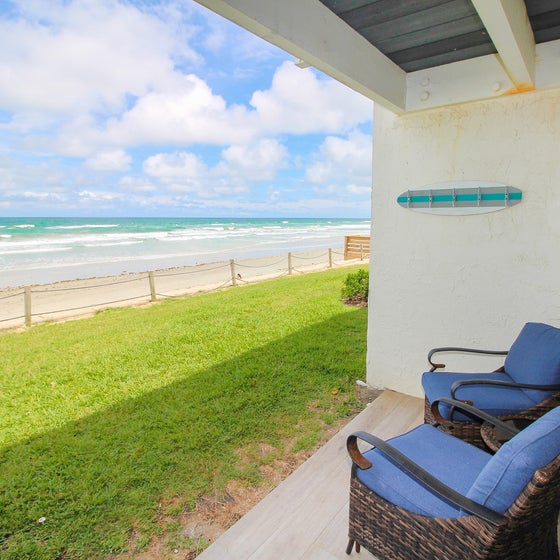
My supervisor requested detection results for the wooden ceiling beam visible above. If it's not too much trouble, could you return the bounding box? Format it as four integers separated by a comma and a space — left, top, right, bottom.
471, 0, 536, 88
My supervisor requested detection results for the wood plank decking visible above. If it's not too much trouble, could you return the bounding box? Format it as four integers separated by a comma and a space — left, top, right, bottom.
197, 391, 423, 560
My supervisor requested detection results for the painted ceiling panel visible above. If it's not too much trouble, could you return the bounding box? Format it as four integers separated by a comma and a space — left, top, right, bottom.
318, 0, 560, 71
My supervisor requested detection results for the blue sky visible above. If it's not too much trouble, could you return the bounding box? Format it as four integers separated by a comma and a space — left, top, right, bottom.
0, 0, 373, 218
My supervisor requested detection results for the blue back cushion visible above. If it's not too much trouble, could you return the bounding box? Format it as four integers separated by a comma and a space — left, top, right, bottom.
466, 406, 560, 514
504, 323, 560, 402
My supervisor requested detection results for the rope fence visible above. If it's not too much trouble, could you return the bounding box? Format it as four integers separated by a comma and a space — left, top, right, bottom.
0, 247, 369, 329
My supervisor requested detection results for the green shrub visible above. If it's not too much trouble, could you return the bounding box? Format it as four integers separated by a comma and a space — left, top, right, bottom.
341, 268, 369, 304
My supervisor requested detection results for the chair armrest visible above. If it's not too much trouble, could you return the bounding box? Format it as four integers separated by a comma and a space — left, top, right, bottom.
428, 347, 508, 371
346, 430, 505, 525
430, 398, 521, 435
450, 379, 560, 399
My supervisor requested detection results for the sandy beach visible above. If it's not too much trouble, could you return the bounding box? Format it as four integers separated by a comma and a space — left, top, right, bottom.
0, 248, 369, 331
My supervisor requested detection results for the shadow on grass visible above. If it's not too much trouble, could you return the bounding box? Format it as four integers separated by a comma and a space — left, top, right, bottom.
0, 307, 367, 560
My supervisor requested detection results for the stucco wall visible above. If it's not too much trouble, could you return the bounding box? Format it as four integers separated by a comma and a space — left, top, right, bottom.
367, 88, 560, 397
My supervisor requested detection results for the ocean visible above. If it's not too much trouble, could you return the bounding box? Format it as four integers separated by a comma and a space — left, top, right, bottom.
0, 217, 370, 288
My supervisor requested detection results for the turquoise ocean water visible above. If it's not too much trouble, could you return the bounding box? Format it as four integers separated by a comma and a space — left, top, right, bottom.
0, 217, 370, 288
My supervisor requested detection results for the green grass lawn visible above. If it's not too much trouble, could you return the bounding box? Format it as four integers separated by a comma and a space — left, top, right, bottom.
0, 266, 368, 559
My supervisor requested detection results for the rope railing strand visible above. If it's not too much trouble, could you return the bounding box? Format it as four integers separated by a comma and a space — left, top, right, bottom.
0, 248, 368, 329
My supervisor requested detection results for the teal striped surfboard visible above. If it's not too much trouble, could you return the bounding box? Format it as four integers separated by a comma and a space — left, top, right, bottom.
397, 182, 522, 215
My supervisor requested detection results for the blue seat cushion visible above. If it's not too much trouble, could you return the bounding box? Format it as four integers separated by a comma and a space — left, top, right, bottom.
422, 371, 536, 419
504, 322, 560, 402
467, 406, 560, 514
356, 424, 491, 518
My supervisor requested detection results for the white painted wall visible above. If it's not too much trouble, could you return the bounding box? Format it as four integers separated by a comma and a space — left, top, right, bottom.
367, 88, 560, 397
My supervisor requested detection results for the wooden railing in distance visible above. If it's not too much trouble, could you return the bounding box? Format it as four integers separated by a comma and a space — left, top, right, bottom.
344, 235, 370, 260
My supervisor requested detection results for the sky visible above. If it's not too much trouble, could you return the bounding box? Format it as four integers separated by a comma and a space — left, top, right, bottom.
0, 0, 374, 218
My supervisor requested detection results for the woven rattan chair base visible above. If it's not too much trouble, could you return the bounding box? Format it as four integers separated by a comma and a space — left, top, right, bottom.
480, 414, 539, 452
424, 392, 560, 450
347, 455, 560, 560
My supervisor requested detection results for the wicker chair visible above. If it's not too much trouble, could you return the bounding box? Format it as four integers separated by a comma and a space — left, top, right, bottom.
346, 400, 560, 559
422, 322, 560, 447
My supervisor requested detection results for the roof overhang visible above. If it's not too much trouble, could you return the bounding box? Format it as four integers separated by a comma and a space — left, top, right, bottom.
193, 0, 560, 114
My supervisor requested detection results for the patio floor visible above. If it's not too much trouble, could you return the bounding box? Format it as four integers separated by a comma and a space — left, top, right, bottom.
196, 390, 423, 560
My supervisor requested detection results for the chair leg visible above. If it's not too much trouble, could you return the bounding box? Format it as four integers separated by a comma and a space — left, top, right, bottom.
346, 538, 361, 554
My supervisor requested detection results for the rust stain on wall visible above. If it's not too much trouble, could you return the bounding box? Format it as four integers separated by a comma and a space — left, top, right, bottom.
503, 83, 536, 96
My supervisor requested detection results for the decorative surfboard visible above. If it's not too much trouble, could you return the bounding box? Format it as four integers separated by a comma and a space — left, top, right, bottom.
396, 181, 522, 215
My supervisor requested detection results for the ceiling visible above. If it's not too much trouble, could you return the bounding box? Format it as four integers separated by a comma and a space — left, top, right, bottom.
317, 0, 560, 72
194, 0, 560, 113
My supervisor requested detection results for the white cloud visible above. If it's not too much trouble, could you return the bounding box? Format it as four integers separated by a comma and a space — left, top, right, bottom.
100, 60, 374, 151
21, 190, 65, 201
175, 195, 368, 216
306, 162, 330, 186
78, 189, 124, 202
0, 1, 373, 217
220, 139, 287, 181
0, 154, 69, 192
119, 176, 158, 193
347, 184, 372, 195
103, 74, 255, 147
85, 149, 131, 171
196, 2, 282, 65
250, 62, 372, 134
144, 151, 208, 191
0, 1, 196, 117
306, 130, 372, 194
0, 3, 372, 160
143, 138, 287, 197
73, 62, 372, 155
0, 188, 68, 212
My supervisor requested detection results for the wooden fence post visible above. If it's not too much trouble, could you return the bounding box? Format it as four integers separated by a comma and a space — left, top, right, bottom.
329, 248, 333, 268
24, 286, 32, 327
148, 271, 157, 302
288, 252, 293, 275
230, 259, 237, 286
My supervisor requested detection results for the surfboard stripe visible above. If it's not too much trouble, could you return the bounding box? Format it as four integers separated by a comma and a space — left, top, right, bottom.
397, 185, 522, 213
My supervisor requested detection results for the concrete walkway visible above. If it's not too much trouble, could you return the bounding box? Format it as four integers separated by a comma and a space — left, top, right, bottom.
197, 391, 423, 560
